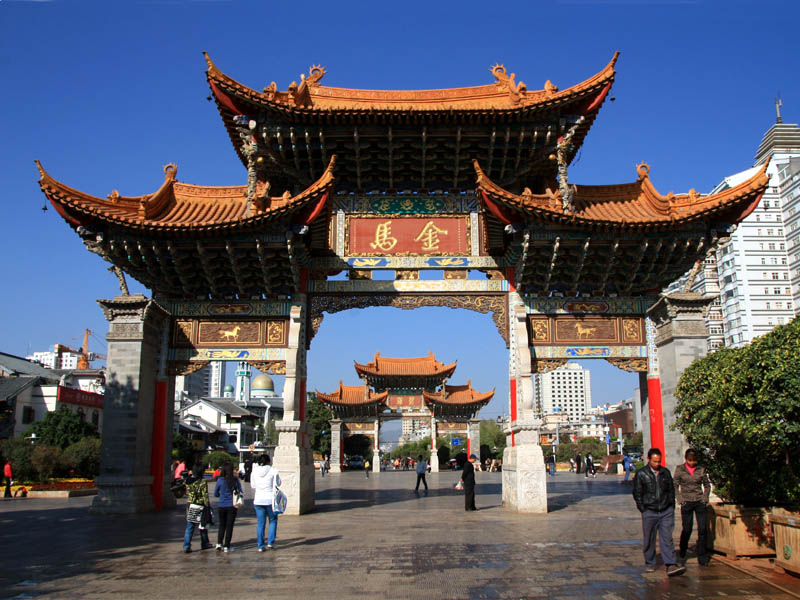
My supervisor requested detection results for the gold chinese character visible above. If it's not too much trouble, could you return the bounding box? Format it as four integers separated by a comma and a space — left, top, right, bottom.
369, 221, 398, 251
414, 221, 448, 251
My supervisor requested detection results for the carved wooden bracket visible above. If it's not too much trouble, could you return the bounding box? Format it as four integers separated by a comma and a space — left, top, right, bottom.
247, 360, 287, 375
605, 357, 648, 373
168, 360, 210, 376
531, 358, 568, 374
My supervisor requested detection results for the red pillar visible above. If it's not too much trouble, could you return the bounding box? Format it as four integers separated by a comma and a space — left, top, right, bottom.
150, 380, 168, 510
647, 376, 666, 466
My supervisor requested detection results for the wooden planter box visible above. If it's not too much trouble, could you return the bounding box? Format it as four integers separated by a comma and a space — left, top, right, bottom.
707, 504, 775, 559
27, 488, 98, 498
770, 509, 800, 575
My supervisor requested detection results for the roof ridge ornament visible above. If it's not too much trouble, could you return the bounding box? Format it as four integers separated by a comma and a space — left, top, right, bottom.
303, 65, 327, 86
490, 64, 526, 103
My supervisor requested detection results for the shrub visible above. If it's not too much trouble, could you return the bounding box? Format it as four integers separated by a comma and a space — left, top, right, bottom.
31, 445, 65, 482
675, 317, 800, 506
0, 437, 36, 483
206, 450, 236, 470
62, 437, 101, 478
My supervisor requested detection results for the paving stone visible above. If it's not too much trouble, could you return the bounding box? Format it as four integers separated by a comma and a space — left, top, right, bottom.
0, 471, 796, 599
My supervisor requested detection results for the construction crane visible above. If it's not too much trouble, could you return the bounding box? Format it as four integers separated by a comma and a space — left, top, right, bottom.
54, 329, 107, 370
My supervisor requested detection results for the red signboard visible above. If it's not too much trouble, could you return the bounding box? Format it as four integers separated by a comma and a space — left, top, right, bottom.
348, 216, 469, 256
57, 386, 104, 409
386, 395, 423, 409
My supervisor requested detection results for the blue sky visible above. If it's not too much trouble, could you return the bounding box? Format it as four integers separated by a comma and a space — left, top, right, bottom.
1, 0, 798, 432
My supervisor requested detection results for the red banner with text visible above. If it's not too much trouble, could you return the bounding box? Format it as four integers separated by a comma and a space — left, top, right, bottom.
348, 216, 469, 255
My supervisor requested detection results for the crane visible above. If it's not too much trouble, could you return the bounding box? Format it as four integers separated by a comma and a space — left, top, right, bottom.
54, 329, 107, 369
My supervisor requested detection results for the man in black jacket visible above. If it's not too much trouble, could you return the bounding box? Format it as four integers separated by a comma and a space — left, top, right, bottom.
632, 448, 685, 577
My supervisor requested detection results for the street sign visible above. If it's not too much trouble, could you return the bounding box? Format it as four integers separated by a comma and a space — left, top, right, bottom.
452, 438, 461, 446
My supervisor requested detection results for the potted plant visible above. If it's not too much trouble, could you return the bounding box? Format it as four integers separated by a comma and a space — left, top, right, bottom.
674, 317, 800, 560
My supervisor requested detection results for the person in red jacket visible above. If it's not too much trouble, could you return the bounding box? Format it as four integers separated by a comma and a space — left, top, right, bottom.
4, 461, 12, 498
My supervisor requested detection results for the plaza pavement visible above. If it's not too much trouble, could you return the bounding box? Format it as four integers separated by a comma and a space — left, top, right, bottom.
1, 470, 797, 599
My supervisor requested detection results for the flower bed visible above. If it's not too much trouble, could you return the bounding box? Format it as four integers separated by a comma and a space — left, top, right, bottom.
29, 480, 95, 492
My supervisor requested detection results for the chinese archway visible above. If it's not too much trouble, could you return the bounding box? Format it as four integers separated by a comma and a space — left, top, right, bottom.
317, 352, 493, 472
38, 51, 768, 514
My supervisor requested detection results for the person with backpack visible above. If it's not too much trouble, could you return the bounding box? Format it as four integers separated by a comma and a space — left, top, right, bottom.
182, 464, 212, 553
214, 461, 243, 552
250, 453, 282, 551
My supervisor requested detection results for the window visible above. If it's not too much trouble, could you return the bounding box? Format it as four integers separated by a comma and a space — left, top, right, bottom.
776, 302, 783, 309
761, 257, 766, 265
769, 243, 776, 250
766, 302, 771, 310
775, 287, 782, 295
758, 228, 763, 236
772, 257, 778, 265
22, 406, 35, 424
773, 272, 780, 280
778, 317, 785, 324
768, 229, 774, 236
786, 288, 791, 295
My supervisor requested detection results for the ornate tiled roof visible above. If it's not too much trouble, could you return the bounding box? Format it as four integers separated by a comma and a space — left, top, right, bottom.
354, 351, 457, 379
36, 158, 336, 234
475, 160, 770, 231
204, 54, 618, 192
205, 52, 617, 114
423, 382, 494, 407
316, 382, 389, 407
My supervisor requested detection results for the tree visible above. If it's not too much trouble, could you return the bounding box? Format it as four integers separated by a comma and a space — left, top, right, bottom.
171, 432, 193, 464
26, 407, 98, 449
675, 317, 800, 506
343, 434, 371, 459
63, 437, 101, 478
479, 419, 506, 456
206, 450, 236, 470
306, 393, 332, 456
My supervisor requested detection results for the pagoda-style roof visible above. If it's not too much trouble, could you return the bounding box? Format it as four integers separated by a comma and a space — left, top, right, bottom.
423, 381, 494, 419
316, 382, 388, 418
205, 53, 618, 193
354, 351, 457, 391
37, 158, 335, 235
476, 160, 770, 296
476, 160, 769, 231
36, 159, 336, 299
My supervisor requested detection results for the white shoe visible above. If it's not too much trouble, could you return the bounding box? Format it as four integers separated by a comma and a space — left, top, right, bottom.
215, 544, 222, 550
223, 547, 231, 553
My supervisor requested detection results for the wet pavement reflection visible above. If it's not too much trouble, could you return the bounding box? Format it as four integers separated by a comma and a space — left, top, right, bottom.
0, 470, 795, 599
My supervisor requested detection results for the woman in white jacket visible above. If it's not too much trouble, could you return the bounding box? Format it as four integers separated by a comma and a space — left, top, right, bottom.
250, 453, 281, 551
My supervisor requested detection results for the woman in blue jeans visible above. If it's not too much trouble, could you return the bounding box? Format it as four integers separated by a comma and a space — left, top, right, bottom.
250, 453, 281, 551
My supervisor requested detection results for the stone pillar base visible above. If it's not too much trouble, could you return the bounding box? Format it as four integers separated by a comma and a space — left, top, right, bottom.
502, 443, 548, 513
372, 449, 380, 472
430, 448, 439, 473
329, 462, 342, 474
89, 476, 154, 514
273, 421, 315, 514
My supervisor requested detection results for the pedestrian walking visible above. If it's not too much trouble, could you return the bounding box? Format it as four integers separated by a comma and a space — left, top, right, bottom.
459, 454, 477, 511
4, 460, 13, 498
319, 455, 326, 477
569, 457, 575, 472
251, 453, 281, 551
183, 464, 213, 553
214, 461, 243, 552
575, 452, 582, 474
632, 448, 685, 577
673, 448, 711, 566
414, 454, 428, 491
174, 460, 187, 480
622, 453, 634, 482
364, 458, 370, 478
585, 452, 596, 478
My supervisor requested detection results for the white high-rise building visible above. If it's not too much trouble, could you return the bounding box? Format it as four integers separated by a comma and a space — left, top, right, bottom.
534, 361, 591, 421
207, 361, 226, 398
27, 347, 80, 370
713, 118, 800, 347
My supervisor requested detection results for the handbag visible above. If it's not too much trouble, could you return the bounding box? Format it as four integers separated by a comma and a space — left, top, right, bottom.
200, 504, 214, 528
232, 482, 245, 509
455, 480, 464, 491
186, 503, 204, 523
272, 474, 287, 514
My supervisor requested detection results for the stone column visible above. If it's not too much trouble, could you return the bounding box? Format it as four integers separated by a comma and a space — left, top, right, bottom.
646, 293, 713, 468
372, 418, 380, 472
503, 301, 547, 513
467, 419, 480, 461
274, 302, 315, 514
329, 419, 343, 473
91, 294, 170, 514
429, 417, 439, 472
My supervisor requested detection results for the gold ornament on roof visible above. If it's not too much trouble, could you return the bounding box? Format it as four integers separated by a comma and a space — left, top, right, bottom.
303, 65, 327, 85
490, 64, 526, 101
